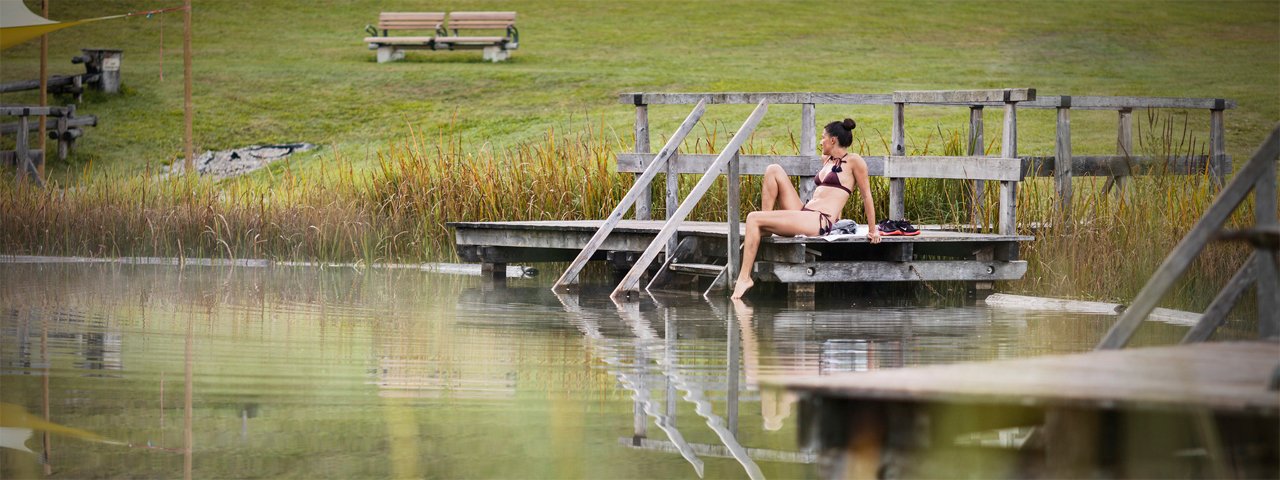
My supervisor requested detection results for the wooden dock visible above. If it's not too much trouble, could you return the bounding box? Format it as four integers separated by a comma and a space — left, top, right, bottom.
772, 341, 1280, 479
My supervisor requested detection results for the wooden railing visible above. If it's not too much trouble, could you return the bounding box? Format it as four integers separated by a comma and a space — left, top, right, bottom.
1096, 124, 1279, 349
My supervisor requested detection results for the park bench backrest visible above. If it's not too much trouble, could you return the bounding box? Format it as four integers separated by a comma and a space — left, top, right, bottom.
377, 12, 445, 32
448, 12, 516, 31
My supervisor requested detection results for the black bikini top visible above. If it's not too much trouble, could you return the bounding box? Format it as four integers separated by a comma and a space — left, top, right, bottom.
814, 154, 852, 194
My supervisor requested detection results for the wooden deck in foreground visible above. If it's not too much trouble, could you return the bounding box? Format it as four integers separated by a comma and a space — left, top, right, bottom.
450, 220, 1033, 287
770, 341, 1280, 478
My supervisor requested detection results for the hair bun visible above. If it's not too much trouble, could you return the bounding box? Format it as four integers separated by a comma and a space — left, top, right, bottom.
842, 118, 856, 131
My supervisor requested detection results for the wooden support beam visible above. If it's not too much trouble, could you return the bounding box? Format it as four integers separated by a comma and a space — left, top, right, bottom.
621, 92, 892, 105
968, 106, 985, 226
755, 260, 1027, 283
892, 88, 1035, 104
883, 156, 1022, 181
727, 153, 741, 287
1104, 108, 1133, 194
618, 153, 881, 175
665, 150, 678, 255
1210, 108, 1228, 187
612, 100, 769, 300
999, 102, 1018, 235
617, 438, 815, 464
1019, 95, 1237, 110
890, 102, 906, 221
1256, 153, 1279, 338
1021, 155, 1223, 177
1097, 125, 1280, 350
799, 103, 817, 202
635, 103, 652, 220
1181, 254, 1257, 344
553, 101, 707, 291
1055, 104, 1073, 216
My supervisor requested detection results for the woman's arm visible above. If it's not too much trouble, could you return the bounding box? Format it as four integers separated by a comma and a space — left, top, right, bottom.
850, 155, 881, 244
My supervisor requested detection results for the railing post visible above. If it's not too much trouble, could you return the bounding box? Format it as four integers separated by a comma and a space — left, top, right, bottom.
1257, 152, 1278, 338
14, 113, 30, 185
667, 151, 679, 255
1104, 108, 1132, 195
890, 102, 906, 221
635, 103, 652, 220
1210, 106, 1228, 188
999, 101, 1017, 235
968, 106, 985, 225
799, 103, 817, 203
727, 152, 741, 288
1055, 97, 1073, 218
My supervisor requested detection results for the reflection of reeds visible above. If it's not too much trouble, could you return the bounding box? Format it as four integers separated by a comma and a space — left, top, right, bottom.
0, 118, 1257, 311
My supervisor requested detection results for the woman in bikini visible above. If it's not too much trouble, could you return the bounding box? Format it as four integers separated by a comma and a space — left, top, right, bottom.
730, 118, 880, 299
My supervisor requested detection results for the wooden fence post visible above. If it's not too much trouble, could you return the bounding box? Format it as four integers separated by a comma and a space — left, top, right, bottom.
999, 102, 1017, 235
727, 152, 741, 285
635, 103, 652, 220
1210, 106, 1228, 188
15, 114, 30, 185
800, 103, 817, 202
1257, 154, 1278, 338
890, 102, 906, 221
968, 106, 984, 225
1055, 97, 1073, 217
1104, 108, 1132, 195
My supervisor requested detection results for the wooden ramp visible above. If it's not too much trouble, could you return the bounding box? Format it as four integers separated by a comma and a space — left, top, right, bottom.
770, 341, 1280, 479
451, 219, 1032, 287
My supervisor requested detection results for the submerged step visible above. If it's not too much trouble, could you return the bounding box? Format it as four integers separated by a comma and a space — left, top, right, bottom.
669, 263, 725, 276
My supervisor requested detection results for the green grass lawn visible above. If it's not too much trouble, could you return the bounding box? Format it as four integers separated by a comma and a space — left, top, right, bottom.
1, 0, 1277, 183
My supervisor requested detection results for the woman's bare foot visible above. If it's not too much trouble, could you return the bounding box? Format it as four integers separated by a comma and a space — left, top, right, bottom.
731, 278, 754, 299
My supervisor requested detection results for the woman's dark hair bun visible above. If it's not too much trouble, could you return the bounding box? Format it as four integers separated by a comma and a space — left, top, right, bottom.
842, 118, 856, 131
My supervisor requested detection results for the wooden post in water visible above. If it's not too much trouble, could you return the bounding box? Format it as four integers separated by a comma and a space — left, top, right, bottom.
968, 106, 984, 225
1055, 97, 1073, 217
727, 152, 741, 286
635, 103, 652, 220
1104, 108, 1133, 195
998, 101, 1018, 235
183, 0, 194, 175
799, 103, 816, 203
1210, 106, 1228, 188
889, 102, 906, 221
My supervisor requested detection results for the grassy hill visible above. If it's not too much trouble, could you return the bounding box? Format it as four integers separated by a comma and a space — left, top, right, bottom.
1, 0, 1276, 181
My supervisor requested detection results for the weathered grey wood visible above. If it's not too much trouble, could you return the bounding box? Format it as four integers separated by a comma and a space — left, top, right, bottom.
1181, 255, 1257, 344
1021, 155, 1222, 177
54, 114, 69, 160
647, 237, 700, 294
620, 92, 892, 106
1211, 108, 1227, 188
1019, 95, 1237, 110
755, 260, 1026, 282
1055, 106, 1072, 215
635, 104, 652, 221
799, 103, 817, 203
892, 88, 1035, 104
1097, 125, 1280, 350
0, 150, 44, 168
890, 102, 906, 221
0, 106, 71, 117
14, 115, 31, 185
457, 225, 656, 252
999, 102, 1018, 235
1104, 109, 1134, 194
612, 100, 769, 299
0, 115, 95, 135
883, 156, 1022, 181
968, 106, 985, 225
617, 153, 887, 176
665, 153, 679, 256
727, 152, 741, 287
1256, 154, 1278, 338
552, 100, 706, 291
618, 438, 815, 464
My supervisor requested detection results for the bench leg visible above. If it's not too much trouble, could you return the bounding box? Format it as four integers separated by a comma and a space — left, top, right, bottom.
482, 46, 510, 62
376, 46, 405, 63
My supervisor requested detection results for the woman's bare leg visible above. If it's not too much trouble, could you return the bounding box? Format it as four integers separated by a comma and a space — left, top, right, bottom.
761, 164, 804, 211
732, 210, 821, 299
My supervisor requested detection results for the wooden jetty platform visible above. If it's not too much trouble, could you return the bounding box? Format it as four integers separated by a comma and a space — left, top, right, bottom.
774, 341, 1279, 479
448, 88, 1241, 300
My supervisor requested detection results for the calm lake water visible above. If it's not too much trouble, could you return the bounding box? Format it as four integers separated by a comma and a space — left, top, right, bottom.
0, 261, 1195, 479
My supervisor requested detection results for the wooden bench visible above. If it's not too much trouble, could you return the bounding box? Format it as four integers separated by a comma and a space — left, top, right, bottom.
363, 12, 519, 63
363, 12, 446, 63
435, 12, 519, 62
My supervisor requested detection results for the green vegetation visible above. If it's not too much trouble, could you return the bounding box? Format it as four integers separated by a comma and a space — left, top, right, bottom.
1, 1, 1277, 310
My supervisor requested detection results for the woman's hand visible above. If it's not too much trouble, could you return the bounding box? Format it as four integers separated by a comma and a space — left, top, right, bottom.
868, 229, 881, 244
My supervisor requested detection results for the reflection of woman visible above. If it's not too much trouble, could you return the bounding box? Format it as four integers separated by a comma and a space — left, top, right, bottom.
731, 119, 881, 299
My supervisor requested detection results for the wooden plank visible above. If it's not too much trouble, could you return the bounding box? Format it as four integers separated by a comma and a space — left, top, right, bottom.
634, 104, 651, 220
1097, 125, 1280, 350
774, 341, 1280, 414
892, 88, 1035, 104
1104, 108, 1134, 194
0, 106, 71, 117
618, 438, 816, 464
1181, 255, 1257, 344
799, 103, 817, 203
456, 226, 655, 252
999, 102, 1018, 235
14, 113, 31, 185
618, 153, 890, 176
1020, 95, 1237, 110
619, 92, 893, 105
552, 100, 705, 291
0, 150, 44, 168
612, 100, 769, 299
968, 106, 985, 225
755, 260, 1027, 283
1055, 106, 1072, 215
890, 102, 905, 221
883, 156, 1021, 181
1211, 109, 1227, 187
1021, 155, 1221, 177
1255, 153, 1278, 338
727, 153, 741, 286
